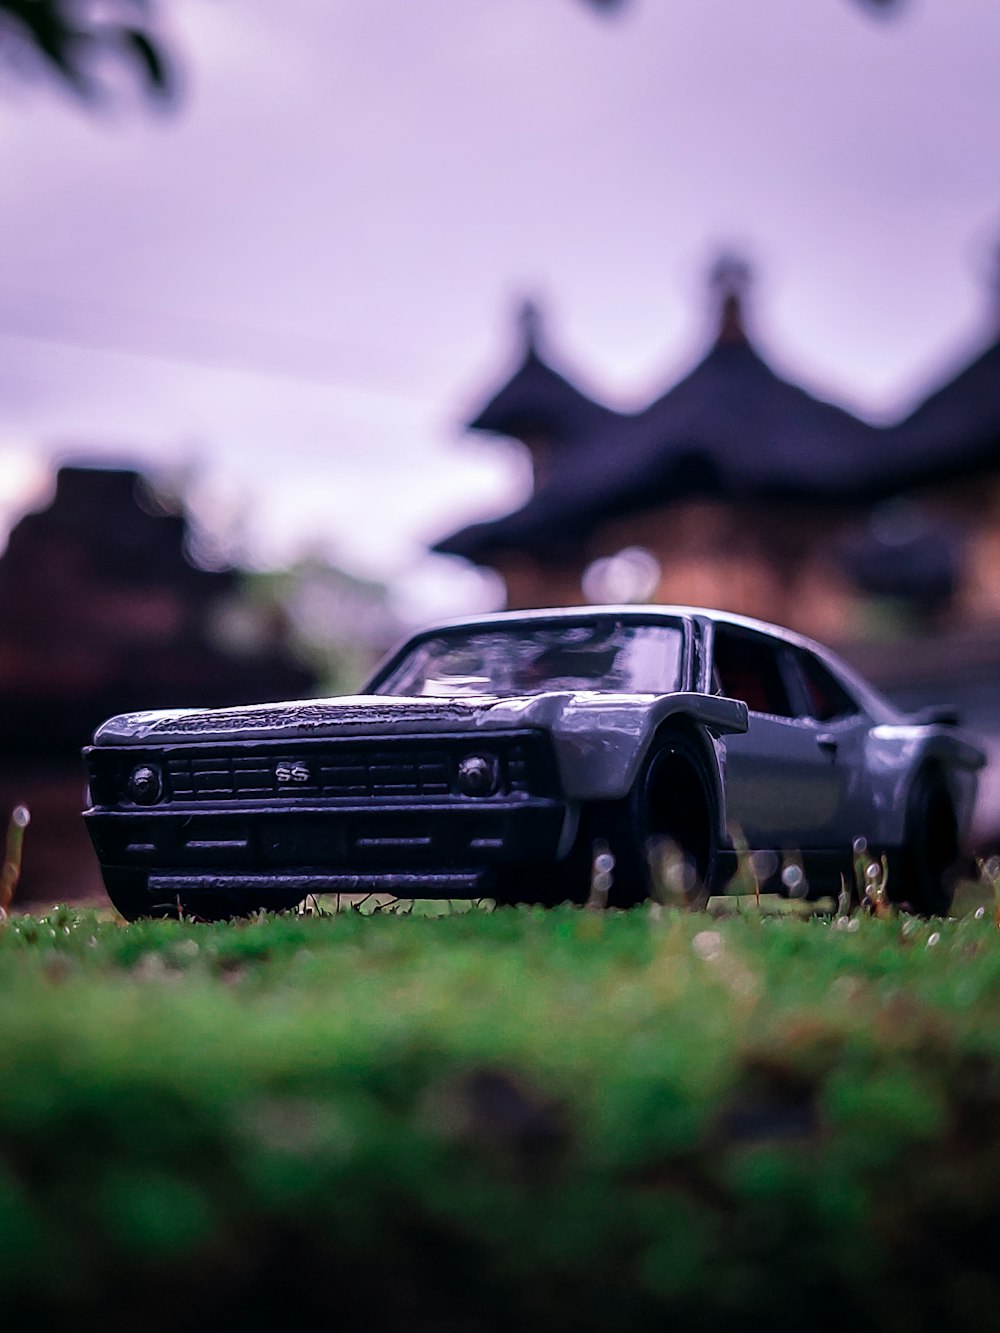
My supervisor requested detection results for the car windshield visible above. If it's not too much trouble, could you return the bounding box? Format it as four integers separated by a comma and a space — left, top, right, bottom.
375, 621, 686, 698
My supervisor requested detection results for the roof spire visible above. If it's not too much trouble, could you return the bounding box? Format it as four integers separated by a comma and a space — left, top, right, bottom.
517, 298, 543, 355
708, 253, 752, 346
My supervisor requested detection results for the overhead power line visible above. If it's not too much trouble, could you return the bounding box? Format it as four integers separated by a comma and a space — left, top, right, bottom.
0, 288, 448, 404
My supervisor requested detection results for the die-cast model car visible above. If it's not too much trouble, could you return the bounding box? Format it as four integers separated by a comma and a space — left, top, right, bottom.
83, 606, 984, 919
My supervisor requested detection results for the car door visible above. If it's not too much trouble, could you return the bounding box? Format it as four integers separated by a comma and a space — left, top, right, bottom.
712, 626, 850, 852
786, 645, 873, 850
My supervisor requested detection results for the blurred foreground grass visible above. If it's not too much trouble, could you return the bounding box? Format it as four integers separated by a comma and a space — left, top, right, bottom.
2, 900, 1000, 1330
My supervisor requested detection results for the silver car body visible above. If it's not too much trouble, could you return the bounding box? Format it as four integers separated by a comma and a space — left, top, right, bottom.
85, 606, 984, 912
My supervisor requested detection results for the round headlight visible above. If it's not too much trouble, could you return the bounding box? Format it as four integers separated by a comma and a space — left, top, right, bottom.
456, 753, 499, 798
127, 763, 163, 805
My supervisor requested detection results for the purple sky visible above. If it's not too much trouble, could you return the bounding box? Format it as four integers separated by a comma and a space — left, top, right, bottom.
1, 0, 999, 621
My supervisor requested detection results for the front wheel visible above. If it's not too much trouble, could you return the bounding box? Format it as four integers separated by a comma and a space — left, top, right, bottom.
612, 732, 721, 909
497, 733, 722, 910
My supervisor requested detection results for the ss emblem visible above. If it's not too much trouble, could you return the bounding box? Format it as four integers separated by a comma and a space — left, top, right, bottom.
275, 760, 311, 785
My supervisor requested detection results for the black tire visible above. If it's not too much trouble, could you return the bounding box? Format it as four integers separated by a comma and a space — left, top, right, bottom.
494, 822, 597, 907
887, 769, 958, 917
611, 731, 721, 909
494, 731, 720, 910
100, 867, 174, 921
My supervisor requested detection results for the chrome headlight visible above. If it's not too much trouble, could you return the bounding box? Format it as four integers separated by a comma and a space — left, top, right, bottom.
127, 763, 163, 805
456, 753, 499, 798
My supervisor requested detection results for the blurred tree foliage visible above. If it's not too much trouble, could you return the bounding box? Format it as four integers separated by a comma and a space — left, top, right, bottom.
0, 0, 910, 105
0, 0, 173, 100
240, 559, 402, 697
582, 0, 905, 10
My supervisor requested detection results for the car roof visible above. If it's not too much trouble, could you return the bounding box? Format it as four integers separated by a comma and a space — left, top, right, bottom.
416, 604, 818, 652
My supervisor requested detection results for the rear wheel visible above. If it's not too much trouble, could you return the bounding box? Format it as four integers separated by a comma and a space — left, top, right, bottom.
887, 769, 958, 917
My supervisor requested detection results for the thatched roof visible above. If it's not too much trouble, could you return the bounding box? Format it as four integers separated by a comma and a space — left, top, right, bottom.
464, 301, 621, 446
439, 269, 886, 561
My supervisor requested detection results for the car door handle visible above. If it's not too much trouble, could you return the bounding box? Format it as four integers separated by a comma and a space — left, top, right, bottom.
816, 734, 838, 756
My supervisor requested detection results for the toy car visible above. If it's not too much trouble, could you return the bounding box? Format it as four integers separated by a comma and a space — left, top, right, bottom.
82, 605, 984, 919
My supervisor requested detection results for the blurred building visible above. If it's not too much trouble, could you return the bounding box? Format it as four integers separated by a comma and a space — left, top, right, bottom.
438, 259, 995, 642
0, 465, 317, 904
437, 258, 1000, 840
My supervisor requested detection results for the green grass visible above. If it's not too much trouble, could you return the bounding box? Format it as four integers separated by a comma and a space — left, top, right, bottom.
3, 901, 1000, 1330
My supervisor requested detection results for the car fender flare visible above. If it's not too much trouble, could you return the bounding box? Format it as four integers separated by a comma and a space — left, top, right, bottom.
634, 718, 730, 850
867, 724, 985, 848
490, 691, 747, 805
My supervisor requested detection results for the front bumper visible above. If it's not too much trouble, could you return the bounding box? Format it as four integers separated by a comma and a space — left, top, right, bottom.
85, 795, 571, 899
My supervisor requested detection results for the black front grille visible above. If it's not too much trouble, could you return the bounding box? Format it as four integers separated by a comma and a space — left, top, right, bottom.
144, 741, 541, 799
165, 749, 454, 802
86, 734, 554, 809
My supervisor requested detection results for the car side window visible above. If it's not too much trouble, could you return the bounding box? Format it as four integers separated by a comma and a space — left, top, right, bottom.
793, 650, 860, 722
712, 629, 796, 718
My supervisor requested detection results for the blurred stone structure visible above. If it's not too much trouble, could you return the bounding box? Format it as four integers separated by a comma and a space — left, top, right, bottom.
437, 259, 1000, 841
0, 465, 317, 904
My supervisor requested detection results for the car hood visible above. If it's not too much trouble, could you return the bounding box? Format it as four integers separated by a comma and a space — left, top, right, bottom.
96, 693, 674, 746
92, 692, 587, 745
90, 688, 710, 746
